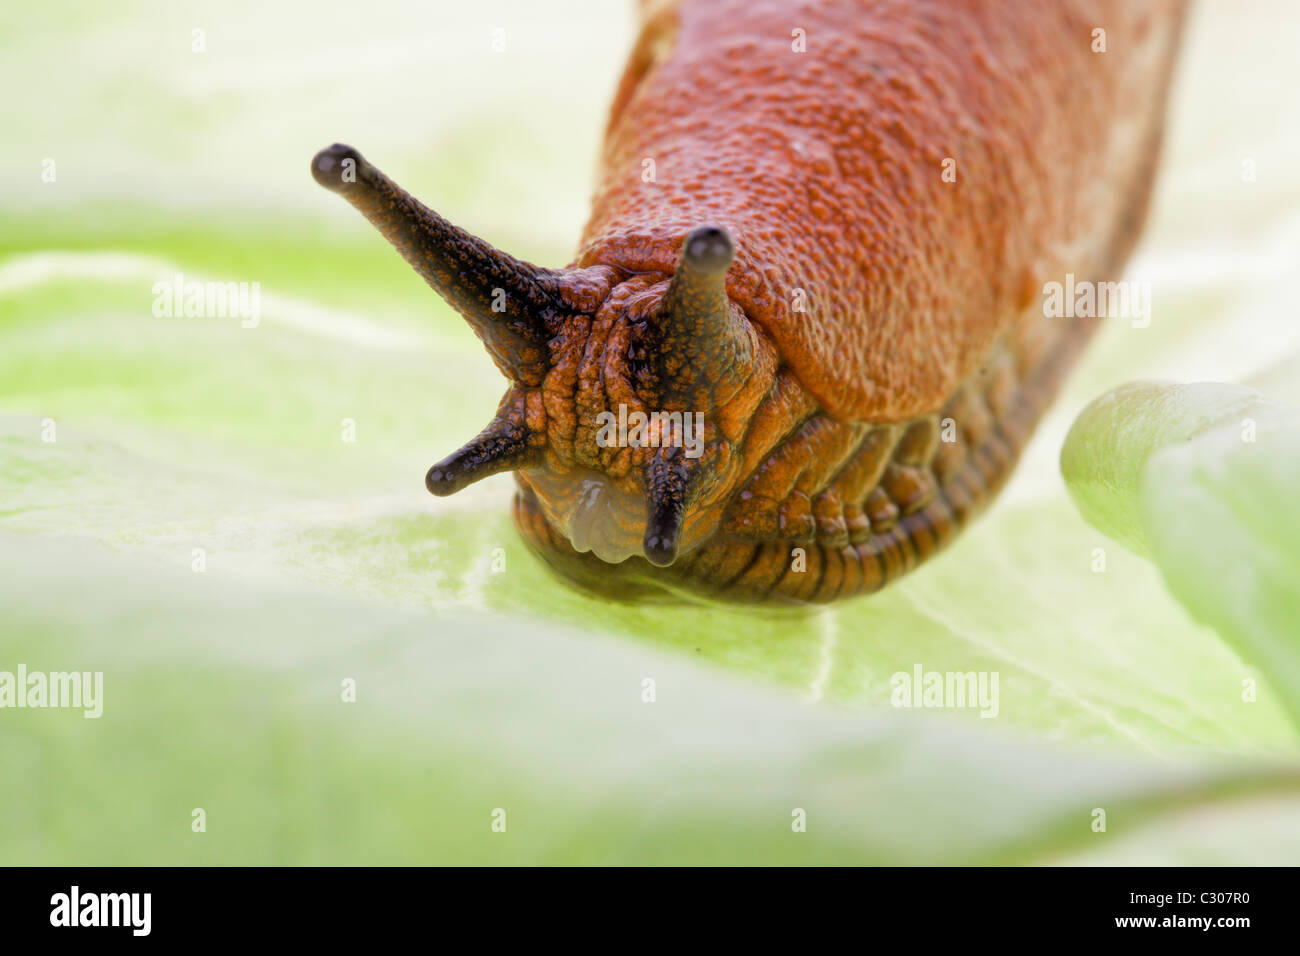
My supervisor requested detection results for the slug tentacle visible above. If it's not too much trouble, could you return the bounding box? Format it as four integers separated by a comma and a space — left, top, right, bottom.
311, 143, 560, 386
642, 446, 694, 565
425, 391, 540, 497
656, 226, 751, 408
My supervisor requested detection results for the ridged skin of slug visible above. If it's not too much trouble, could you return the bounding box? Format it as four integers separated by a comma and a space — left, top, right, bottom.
578, 0, 1187, 422
507, 0, 1189, 602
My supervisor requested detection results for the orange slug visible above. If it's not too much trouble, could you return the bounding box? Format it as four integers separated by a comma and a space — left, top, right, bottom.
312, 0, 1188, 603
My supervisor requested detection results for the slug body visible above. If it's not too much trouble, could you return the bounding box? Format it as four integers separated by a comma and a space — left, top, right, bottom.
313, 0, 1188, 603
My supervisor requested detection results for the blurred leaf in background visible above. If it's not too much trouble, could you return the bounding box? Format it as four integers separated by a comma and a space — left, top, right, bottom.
1062, 375, 1300, 729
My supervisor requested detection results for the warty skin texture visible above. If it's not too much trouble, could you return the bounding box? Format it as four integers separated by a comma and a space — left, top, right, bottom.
313, 0, 1189, 603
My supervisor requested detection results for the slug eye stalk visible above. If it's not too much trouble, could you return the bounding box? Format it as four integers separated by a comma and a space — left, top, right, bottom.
311, 143, 559, 387
313, 142, 550, 505
656, 225, 751, 408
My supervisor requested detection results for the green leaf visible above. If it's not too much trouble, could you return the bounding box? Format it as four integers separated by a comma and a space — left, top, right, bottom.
1062, 377, 1300, 727
4, 533, 1299, 865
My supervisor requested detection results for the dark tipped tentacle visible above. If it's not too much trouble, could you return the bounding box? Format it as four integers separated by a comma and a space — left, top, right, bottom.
657, 225, 752, 406
642, 448, 692, 566
311, 143, 559, 386
426, 395, 540, 496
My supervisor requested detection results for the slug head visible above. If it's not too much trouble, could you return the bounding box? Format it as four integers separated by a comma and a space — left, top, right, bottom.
312, 144, 775, 570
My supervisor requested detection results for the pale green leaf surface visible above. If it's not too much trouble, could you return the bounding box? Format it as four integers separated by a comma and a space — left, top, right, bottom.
4, 534, 1300, 865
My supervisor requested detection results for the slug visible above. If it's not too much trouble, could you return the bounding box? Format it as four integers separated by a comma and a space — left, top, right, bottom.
311, 0, 1188, 603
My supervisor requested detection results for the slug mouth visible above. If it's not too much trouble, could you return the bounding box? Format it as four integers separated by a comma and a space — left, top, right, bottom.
517, 469, 645, 564
516, 465, 716, 566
